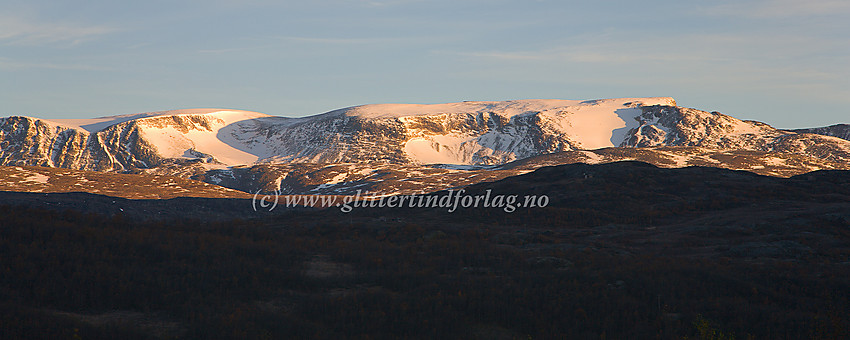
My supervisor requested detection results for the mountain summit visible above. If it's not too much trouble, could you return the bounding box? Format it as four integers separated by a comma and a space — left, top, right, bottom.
2, 97, 850, 195
6, 96, 848, 171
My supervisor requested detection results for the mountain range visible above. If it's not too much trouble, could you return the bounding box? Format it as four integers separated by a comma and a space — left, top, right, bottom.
2, 97, 849, 196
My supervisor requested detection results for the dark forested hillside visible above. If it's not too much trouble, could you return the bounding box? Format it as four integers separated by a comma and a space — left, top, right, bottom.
2, 162, 849, 339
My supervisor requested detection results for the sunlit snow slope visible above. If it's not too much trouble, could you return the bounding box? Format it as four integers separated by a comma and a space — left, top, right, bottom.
393, 97, 675, 164
3, 97, 850, 172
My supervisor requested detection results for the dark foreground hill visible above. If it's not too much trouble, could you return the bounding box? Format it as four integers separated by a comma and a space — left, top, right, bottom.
0, 191, 291, 221
1, 162, 849, 339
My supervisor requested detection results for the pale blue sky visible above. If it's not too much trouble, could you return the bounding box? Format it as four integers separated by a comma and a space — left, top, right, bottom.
1, 0, 848, 128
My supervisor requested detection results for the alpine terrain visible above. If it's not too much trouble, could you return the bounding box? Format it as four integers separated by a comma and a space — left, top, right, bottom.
2, 97, 849, 195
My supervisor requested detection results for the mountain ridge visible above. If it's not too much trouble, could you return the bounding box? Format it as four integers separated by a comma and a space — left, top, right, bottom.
790, 124, 850, 142
3, 97, 850, 195
5, 97, 848, 169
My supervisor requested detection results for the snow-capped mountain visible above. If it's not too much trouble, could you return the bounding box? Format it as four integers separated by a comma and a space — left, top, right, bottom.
5, 98, 685, 170
621, 105, 850, 163
4, 97, 849, 170
0, 109, 272, 171
2, 97, 850, 195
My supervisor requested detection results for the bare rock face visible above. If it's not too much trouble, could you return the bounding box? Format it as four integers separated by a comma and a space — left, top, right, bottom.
0, 116, 163, 171
623, 106, 850, 163
790, 124, 850, 142
1, 116, 106, 170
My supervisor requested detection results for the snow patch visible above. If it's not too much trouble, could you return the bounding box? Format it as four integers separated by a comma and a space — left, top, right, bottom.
344, 97, 674, 120
327, 172, 348, 185
580, 151, 605, 164
399, 98, 673, 164
48, 109, 272, 133
136, 111, 271, 165
22, 173, 50, 184
403, 135, 479, 164
662, 152, 691, 167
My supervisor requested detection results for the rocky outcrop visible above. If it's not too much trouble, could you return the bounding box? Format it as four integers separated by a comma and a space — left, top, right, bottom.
790, 124, 850, 142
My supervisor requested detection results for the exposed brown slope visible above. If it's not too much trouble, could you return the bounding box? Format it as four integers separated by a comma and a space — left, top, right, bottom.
0, 165, 249, 199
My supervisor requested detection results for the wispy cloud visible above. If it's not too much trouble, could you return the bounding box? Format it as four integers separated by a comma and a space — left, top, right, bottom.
125, 42, 154, 50
440, 41, 732, 65
273, 36, 404, 45
358, 0, 426, 7
197, 46, 270, 54
446, 51, 547, 61
444, 31, 846, 66
0, 57, 110, 71
196, 35, 408, 55
438, 30, 848, 100
700, 0, 850, 18
0, 14, 115, 46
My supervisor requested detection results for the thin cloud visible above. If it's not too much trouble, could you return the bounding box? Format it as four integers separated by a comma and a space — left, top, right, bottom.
359, 0, 426, 7
273, 36, 403, 44
439, 31, 847, 99
197, 46, 271, 54
447, 51, 546, 61
0, 14, 115, 46
125, 42, 154, 50
198, 35, 412, 55
445, 31, 846, 66
196, 36, 402, 54
700, 0, 850, 18
442, 44, 729, 64
0, 58, 110, 71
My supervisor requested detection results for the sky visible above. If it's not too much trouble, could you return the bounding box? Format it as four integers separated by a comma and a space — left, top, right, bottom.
1, 0, 848, 128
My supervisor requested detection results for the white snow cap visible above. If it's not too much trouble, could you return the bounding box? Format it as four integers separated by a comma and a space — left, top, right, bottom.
340, 97, 676, 119
47, 109, 272, 133
15, 97, 679, 167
